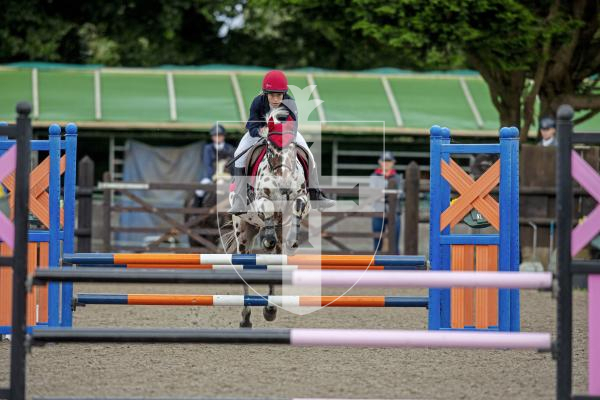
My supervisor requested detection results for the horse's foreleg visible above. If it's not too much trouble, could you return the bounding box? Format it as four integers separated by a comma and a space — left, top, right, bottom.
263, 283, 278, 322
234, 218, 252, 328
285, 196, 308, 251
254, 198, 277, 251
262, 217, 277, 251
240, 284, 252, 328
284, 215, 302, 251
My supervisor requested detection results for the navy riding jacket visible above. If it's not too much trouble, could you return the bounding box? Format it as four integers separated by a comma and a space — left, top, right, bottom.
245, 93, 298, 137
202, 141, 235, 181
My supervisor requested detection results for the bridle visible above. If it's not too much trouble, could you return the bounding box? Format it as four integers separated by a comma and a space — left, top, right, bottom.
266, 139, 297, 176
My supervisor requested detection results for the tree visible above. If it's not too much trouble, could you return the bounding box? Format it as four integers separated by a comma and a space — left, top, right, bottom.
350, 0, 600, 140
536, 1, 600, 126
0, 0, 238, 66
230, 0, 465, 70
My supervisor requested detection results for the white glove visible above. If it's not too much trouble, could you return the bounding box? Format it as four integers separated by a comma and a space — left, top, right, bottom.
259, 126, 269, 138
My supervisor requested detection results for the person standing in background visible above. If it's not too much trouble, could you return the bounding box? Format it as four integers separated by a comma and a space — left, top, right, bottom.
538, 117, 557, 147
194, 123, 235, 206
369, 151, 403, 254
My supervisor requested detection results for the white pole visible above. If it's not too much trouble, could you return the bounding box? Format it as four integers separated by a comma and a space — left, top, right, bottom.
166, 71, 177, 121
230, 73, 247, 122
460, 77, 484, 129
307, 74, 327, 124
94, 70, 102, 120
292, 270, 553, 289
381, 76, 403, 127
31, 68, 39, 119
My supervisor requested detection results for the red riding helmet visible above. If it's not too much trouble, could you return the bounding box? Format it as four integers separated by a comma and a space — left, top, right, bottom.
262, 70, 288, 93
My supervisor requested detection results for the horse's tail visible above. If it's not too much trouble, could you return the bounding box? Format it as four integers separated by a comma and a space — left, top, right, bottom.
219, 218, 238, 253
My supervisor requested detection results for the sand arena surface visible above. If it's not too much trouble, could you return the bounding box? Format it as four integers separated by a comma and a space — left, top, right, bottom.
0, 284, 589, 399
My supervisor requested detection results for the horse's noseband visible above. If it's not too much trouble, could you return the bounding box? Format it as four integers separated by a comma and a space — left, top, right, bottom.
266, 141, 296, 174
280, 188, 292, 200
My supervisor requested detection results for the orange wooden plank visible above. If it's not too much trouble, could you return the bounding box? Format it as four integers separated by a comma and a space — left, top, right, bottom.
27, 243, 37, 326
487, 245, 499, 326
288, 255, 377, 265
29, 156, 66, 198
115, 254, 387, 266
125, 264, 213, 269
300, 296, 386, 307
123, 264, 386, 270
440, 160, 500, 231
441, 160, 500, 229
443, 160, 500, 229
445, 163, 483, 228
31, 190, 65, 228
475, 245, 489, 329
128, 294, 214, 305
475, 245, 499, 329
451, 245, 466, 329
3, 155, 66, 228
38, 242, 49, 323
463, 245, 475, 327
0, 244, 12, 326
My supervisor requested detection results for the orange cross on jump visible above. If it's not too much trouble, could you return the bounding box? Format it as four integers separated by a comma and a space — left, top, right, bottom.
440, 158, 500, 231
2, 155, 65, 229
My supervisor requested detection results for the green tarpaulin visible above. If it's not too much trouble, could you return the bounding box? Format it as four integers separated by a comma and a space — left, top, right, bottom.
2, 63, 598, 136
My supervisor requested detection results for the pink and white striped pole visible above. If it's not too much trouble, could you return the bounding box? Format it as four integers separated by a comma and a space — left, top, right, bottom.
291, 270, 553, 289
290, 329, 552, 350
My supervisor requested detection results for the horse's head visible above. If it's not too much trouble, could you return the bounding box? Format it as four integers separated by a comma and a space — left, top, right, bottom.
265, 108, 298, 180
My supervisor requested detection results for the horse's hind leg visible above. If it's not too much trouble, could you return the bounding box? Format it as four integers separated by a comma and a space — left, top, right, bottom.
240, 284, 252, 328
263, 284, 278, 322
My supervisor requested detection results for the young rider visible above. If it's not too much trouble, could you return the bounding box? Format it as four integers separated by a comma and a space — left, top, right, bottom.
228, 70, 335, 214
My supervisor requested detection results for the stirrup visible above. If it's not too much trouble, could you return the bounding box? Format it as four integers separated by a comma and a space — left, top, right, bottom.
309, 189, 335, 209
228, 195, 248, 216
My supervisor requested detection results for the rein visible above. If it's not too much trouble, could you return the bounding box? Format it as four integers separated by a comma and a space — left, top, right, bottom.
224, 138, 266, 170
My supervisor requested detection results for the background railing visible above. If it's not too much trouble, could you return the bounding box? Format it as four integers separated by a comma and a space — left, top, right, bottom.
75, 143, 600, 260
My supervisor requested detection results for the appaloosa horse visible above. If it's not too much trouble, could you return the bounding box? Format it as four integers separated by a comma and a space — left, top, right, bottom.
228, 108, 311, 327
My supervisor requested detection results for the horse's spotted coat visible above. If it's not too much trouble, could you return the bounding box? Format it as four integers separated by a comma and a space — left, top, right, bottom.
227, 107, 312, 327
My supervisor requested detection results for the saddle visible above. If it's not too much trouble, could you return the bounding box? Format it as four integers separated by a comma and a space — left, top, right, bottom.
244, 138, 311, 186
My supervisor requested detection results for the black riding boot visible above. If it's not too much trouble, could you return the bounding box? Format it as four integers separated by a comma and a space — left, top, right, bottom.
228, 168, 250, 215
308, 165, 335, 209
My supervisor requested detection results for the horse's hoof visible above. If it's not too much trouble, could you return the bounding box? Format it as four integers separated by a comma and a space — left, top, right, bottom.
263, 306, 277, 322
240, 320, 253, 328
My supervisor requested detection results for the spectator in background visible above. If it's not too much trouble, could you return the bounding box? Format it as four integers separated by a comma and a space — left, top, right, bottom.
538, 117, 557, 147
194, 124, 235, 206
369, 151, 404, 254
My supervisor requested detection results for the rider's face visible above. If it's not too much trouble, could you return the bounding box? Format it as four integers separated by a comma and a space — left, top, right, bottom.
267, 92, 284, 108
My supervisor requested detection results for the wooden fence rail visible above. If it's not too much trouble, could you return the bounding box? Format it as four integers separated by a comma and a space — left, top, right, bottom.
74, 143, 599, 256
93, 174, 401, 255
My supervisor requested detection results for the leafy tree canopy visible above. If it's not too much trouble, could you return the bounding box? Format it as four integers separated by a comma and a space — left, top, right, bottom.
2, 0, 599, 137
0, 0, 237, 66
348, 0, 600, 137
242, 0, 600, 137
